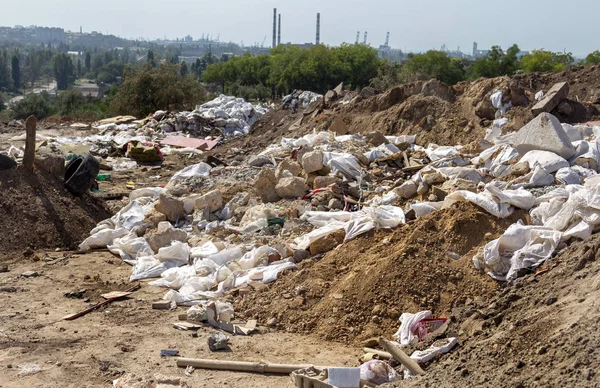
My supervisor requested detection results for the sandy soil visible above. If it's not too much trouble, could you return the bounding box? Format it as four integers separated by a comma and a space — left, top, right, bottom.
0, 251, 359, 388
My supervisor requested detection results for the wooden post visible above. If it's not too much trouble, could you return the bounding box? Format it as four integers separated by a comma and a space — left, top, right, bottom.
23, 116, 37, 171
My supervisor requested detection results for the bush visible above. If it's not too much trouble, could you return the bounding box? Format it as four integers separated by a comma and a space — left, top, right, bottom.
12, 92, 55, 119
111, 63, 205, 117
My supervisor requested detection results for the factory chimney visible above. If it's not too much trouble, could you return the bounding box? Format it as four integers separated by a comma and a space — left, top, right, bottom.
277, 14, 281, 46
316, 13, 320, 45
272, 8, 277, 48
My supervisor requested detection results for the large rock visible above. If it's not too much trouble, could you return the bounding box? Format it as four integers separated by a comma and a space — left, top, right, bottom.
301, 151, 324, 174
248, 155, 273, 167
392, 181, 417, 199
254, 168, 280, 203
146, 221, 188, 253
309, 229, 345, 255
155, 193, 185, 223
512, 113, 576, 159
275, 177, 310, 198
329, 116, 348, 135
532, 82, 569, 115
276, 159, 302, 178
365, 131, 388, 147
194, 189, 223, 213
313, 175, 338, 189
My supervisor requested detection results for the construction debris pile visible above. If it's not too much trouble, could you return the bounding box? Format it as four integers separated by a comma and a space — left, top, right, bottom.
6, 68, 600, 387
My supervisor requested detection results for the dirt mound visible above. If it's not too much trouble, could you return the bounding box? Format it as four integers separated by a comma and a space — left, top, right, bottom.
391, 232, 600, 387
235, 203, 524, 344
0, 167, 111, 257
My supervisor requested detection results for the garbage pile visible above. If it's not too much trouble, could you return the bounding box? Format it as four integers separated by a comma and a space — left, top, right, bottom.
78, 80, 600, 320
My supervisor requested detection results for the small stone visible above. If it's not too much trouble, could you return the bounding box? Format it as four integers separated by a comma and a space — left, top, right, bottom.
254, 168, 280, 203
328, 198, 344, 210
301, 151, 324, 174
293, 250, 310, 263
266, 318, 277, 327
545, 297, 557, 306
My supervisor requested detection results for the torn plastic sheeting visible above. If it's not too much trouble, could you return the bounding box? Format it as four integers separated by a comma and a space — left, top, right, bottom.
360, 360, 398, 385
155, 241, 190, 264
130, 187, 165, 201
107, 233, 154, 264
301, 211, 353, 227
385, 135, 416, 145
477, 222, 562, 281
555, 167, 583, 185
170, 162, 212, 181
435, 167, 483, 183
409, 202, 444, 218
163, 288, 221, 306
205, 247, 243, 266
149, 265, 198, 289
479, 144, 520, 178
490, 90, 503, 109
130, 257, 181, 281
430, 156, 471, 169
190, 241, 221, 260
410, 337, 458, 364
324, 152, 362, 181
239, 246, 279, 270
292, 221, 347, 250
220, 261, 297, 291
425, 144, 460, 161
393, 310, 433, 346
570, 141, 600, 172
520, 150, 569, 173
79, 227, 129, 250
443, 190, 512, 218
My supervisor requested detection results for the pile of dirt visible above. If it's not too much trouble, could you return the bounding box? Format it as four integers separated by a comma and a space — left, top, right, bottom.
390, 232, 600, 387
234, 202, 525, 344
0, 167, 111, 257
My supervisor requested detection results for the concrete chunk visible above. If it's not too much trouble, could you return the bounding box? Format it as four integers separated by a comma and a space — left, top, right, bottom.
275, 177, 310, 198
512, 113, 576, 159
532, 82, 569, 115
301, 151, 324, 173
194, 190, 223, 213
254, 168, 280, 203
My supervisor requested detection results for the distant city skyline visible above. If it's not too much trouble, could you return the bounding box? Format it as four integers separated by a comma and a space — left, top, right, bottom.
1, 0, 595, 57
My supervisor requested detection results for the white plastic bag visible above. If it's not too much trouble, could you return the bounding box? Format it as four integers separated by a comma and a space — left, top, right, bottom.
393, 310, 433, 345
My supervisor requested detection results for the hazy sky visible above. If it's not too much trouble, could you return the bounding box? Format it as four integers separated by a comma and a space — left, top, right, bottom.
1, 0, 595, 57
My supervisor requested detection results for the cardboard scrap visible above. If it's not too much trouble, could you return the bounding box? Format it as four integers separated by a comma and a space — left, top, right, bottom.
161, 136, 218, 151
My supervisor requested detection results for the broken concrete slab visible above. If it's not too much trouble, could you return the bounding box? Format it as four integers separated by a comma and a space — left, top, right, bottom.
365, 132, 388, 147
146, 222, 188, 253
512, 113, 576, 159
247, 155, 273, 167
532, 82, 569, 116
313, 176, 338, 190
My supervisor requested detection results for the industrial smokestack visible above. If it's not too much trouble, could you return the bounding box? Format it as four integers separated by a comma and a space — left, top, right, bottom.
272, 8, 277, 48
316, 13, 320, 45
277, 14, 281, 46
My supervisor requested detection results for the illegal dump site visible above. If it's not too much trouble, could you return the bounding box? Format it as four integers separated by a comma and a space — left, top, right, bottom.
3, 66, 600, 387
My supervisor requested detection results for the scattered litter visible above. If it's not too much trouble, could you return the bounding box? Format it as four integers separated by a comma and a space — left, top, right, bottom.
207, 332, 230, 351
17, 363, 42, 377
160, 349, 180, 357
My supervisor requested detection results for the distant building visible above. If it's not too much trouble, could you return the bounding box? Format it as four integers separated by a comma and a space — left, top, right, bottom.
35, 27, 66, 43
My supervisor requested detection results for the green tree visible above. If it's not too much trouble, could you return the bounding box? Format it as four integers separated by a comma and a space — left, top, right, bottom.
404, 50, 465, 85
91, 56, 104, 73
147, 50, 156, 67
111, 63, 205, 117
24, 51, 42, 90
370, 59, 401, 90
521, 50, 574, 73
585, 51, 600, 65
52, 53, 76, 90
335, 43, 380, 89
10, 52, 20, 90
0, 93, 5, 112
0, 50, 10, 91
12, 92, 55, 119
77, 58, 82, 77
180, 61, 188, 76
85, 52, 91, 72
57, 89, 86, 115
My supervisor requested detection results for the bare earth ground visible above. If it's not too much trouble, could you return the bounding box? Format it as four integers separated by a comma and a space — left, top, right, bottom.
0, 251, 359, 388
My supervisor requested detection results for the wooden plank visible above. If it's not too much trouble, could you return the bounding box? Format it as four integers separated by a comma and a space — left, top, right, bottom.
23, 116, 37, 171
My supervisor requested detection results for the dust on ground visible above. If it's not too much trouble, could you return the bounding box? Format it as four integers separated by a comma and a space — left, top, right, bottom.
0, 251, 359, 388
236, 203, 525, 344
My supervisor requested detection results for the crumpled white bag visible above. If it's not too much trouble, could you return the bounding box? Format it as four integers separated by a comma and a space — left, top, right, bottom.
393, 310, 433, 345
